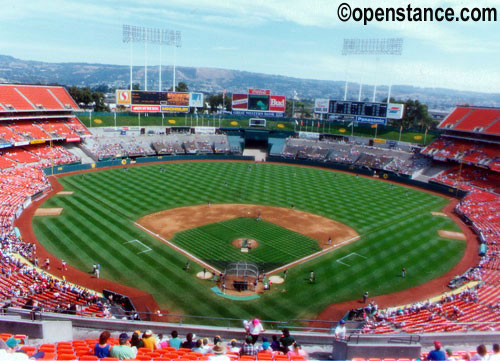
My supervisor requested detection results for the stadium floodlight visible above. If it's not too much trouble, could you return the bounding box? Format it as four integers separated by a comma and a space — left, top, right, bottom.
342, 38, 403, 56
122, 25, 182, 91
341, 38, 404, 102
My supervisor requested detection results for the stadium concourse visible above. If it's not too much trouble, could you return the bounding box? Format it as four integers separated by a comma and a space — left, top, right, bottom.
0, 85, 499, 359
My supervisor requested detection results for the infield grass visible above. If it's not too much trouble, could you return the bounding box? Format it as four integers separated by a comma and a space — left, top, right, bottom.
33, 162, 465, 322
171, 217, 321, 272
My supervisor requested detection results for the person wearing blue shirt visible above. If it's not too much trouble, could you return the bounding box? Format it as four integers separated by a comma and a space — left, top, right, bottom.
427, 341, 446, 361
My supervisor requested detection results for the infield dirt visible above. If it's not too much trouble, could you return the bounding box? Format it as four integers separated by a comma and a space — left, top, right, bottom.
137, 203, 359, 250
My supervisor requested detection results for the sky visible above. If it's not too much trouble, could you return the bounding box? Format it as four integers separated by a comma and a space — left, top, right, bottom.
1, 0, 499, 93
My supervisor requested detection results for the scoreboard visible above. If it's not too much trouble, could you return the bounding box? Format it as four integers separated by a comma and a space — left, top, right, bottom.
328, 100, 388, 118
131, 91, 189, 106
131, 91, 168, 105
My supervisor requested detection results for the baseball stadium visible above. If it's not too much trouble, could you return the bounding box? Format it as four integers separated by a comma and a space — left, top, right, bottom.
0, 6, 499, 361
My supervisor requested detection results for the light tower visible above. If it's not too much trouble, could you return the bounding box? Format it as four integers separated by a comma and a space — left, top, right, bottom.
341, 38, 403, 103
122, 25, 182, 91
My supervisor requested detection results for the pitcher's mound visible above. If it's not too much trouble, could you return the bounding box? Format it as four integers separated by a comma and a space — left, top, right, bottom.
269, 276, 284, 284
197, 271, 213, 280
232, 238, 259, 249
34, 208, 63, 216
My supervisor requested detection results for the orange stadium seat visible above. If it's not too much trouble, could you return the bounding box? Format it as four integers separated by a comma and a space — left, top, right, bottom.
57, 354, 77, 360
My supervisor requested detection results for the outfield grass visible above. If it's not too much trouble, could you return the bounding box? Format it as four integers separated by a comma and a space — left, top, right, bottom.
171, 217, 321, 272
79, 115, 437, 145
33, 162, 464, 322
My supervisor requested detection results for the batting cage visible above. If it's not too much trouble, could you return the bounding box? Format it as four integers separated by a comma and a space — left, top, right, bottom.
223, 261, 260, 292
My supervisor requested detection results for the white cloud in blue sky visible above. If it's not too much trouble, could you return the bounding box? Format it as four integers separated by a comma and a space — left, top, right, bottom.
1, 0, 499, 93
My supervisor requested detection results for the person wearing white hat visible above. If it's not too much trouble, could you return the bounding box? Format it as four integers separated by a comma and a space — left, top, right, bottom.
142, 330, 157, 351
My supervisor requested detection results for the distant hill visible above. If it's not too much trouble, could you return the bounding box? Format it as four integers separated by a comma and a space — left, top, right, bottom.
0, 54, 499, 109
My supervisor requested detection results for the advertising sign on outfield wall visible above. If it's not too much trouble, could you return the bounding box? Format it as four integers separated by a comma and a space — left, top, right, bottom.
232, 93, 248, 109
314, 99, 329, 114
189, 93, 204, 107
269, 96, 286, 112
248, 89, 271, 95
116, 90, 131, 105
387, 103, 404, 119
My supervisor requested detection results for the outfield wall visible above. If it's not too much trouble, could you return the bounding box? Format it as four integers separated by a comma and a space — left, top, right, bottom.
43, 155, 254, 175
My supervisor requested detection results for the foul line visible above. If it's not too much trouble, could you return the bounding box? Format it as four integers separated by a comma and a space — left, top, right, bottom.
124, 239, 152, 254
336, 252, 366, 267
268, 235, 360, 275
134, 222, 221, 275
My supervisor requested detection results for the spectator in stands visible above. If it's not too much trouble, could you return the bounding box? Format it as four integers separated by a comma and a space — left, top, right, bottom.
490, 344, 500, 361
427, 341, 446, 361
287, 343, 307, 358
279, 328, 295, 353
209, 342, 229, 361
247, 318, 264, 344
471, 345, 489, 361
169, 330, 182, 349
0, 337, 43, 360
130, 331, 144, 349
446, 349, 458, 361
258, 338, 273, 355
270, 335, 280, 352
157, 334, 168, 349
201, 338, 212, 354
240, 336, 257, 356
142, 330, 157, 350
181, 332, 196, 349
110, 333, 137, 360
334, 319, 347, 340
228, 339, 240, 353
94, 330, 112, 358
192, 339, 205, 353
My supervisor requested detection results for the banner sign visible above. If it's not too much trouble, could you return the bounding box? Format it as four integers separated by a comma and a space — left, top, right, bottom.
29, 139, 46, 144
161, 105, 189, 113
232, 109, 284, 117
189, 93, 204, 107
131, 105, 161, 112
356, 116, 387, 125
194, 127, 216, 134
387, 103, 404, 119
248, 89, 271, 95
269, 96, 286, 112
232, 94, 248, 109
116, 90, 131, 105
0, 142, 12, 148
66, 136, 81, 142
298, 131, 320, 140
14, 141, 30, 146
314, 99, 329, 114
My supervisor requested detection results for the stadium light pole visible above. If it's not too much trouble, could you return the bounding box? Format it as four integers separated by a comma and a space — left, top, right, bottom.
172, 31, 182, 92
123, 25, 181, 91
342, 38, 403, 103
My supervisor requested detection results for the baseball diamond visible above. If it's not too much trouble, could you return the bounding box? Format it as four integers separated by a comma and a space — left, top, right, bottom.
31, 161, 466, 322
